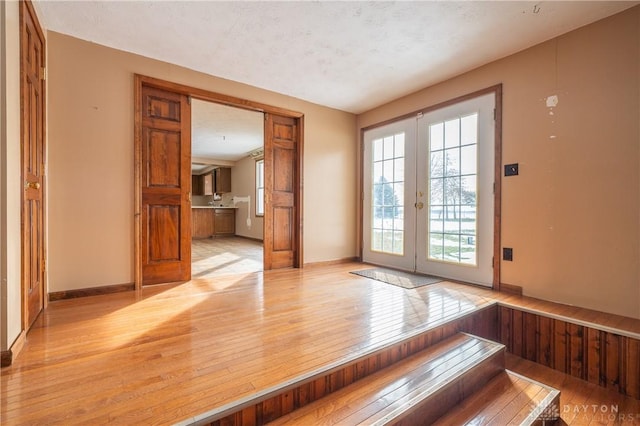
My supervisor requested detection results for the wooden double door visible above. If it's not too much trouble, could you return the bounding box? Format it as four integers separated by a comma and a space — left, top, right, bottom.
136, 76, 302, 286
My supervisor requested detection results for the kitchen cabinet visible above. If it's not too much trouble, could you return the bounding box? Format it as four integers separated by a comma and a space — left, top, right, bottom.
192, 208, 214, 238
202, 173, 214, 195
191, 208, 236, 238
214, 167, 231, 193
213, 208, 235, 235
191, 175, 202, 195
191, 173, 214, 196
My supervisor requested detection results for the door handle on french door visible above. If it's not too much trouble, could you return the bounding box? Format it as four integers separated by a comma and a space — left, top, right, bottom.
415, 202, 424, 210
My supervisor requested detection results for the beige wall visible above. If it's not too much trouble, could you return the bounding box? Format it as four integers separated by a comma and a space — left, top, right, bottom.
358, 7, 640, 319
46, 32, 357, 292
0, 0, 24, 351
232, 156, 264, 241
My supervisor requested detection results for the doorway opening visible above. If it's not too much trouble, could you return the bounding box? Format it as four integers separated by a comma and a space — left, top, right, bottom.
190, 99, 264, 279
134, 75, 303, 288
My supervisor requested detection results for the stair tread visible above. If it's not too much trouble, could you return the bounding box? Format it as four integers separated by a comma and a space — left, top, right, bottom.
432, 370, 560, 426
268, 333, 504, 425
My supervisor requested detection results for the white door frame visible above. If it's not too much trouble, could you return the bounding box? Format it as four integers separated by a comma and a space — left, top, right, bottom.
415, 92, 495, 286
362, 117, 416, 271
359, 85, 503, 289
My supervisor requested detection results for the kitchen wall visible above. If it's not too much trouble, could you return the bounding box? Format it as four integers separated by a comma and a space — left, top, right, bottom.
46, 31, 357, 292
357, 7, 640, 319
232, 156, 264, 241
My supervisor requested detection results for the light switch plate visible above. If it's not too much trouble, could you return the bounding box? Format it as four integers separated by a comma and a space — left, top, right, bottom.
503, 247, 513, 261
505, 163, 519, 176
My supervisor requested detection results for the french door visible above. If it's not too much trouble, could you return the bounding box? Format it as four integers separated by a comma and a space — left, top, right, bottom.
363, 93, 495, 286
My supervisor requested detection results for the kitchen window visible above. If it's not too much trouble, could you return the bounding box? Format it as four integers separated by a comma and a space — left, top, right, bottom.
256, 159, 264, 216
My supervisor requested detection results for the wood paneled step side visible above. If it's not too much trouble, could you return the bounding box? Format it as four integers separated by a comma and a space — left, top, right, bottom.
432, 370, 560, 426
268, 333, 505, 426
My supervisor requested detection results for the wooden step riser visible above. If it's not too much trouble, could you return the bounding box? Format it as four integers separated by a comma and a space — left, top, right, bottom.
387, 349, 505, 426
499, 306, 640, 400
205, 306, 498, 425
432, 370, 561, 426
528, 392, 560, 425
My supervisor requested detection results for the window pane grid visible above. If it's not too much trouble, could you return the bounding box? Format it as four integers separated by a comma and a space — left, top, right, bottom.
371, 133, 404, 255
428, 113, 478, 265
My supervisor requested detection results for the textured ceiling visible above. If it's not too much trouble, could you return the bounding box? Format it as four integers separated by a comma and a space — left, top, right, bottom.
191, 99, 263, 162
34, 1, 635, 114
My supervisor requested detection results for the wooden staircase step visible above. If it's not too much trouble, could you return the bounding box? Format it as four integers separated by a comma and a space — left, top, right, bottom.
432, 370, 560, 426
268, 333, 505, 425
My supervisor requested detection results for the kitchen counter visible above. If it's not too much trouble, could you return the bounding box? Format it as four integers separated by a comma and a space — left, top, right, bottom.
192, 207, 236, 238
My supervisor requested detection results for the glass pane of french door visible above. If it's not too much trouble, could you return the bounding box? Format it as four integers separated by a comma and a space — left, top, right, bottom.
362, 117, 416, 271
416, 93, 495, 286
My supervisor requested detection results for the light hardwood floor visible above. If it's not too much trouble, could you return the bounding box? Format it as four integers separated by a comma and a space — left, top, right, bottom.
192, 237, 263, 279
2, 262, 639, 425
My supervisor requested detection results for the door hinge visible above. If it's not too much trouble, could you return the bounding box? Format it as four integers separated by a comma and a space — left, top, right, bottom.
42, 257, 46, 271
493, 182, 496, 194
187, 96, 191, 105
493, 108, 496, 120
39, 67, 46, 81
417, 112, 424, 119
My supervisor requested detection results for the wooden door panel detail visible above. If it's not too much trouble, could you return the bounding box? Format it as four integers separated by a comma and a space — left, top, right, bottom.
264, 114, 299, 270
147, 206, 180, 261
21, 0, 46, 329
146, 129, 181, 187
273, 208, 293, 251
273, 147, 294, 192
147, 96, 181, 122
139, 84, 191, 285
273, 121, 294, 139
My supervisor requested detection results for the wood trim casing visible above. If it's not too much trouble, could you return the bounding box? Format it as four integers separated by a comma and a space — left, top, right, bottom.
133, 75, 143, 290
48, 283, 135, 302
358, 84, 503, 289
135, 75, 303, 118
499, 282, 523, 296
134, 75, 304, 288
492, 85, 503, 291
1, 330, 26, 368
303, 257, 359, 268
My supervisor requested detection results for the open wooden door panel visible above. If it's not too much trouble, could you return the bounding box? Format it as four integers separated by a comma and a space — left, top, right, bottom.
264, 114, 300, 270
137, 84, 191, 285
